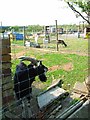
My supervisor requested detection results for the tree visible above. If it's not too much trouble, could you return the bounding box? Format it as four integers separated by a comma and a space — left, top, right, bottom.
12, 26, 20, 32
62, 0, 90, 24
27, 25, 43, 33
9, 26, 20, 32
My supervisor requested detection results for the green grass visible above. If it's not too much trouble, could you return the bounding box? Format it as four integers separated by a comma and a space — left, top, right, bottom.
11, 40, 24, 46
11, 37, 88, 91
45, 53, 88, 89
64, 38, 88, 53
11, 36, 88, 54
12, 52, 88, 91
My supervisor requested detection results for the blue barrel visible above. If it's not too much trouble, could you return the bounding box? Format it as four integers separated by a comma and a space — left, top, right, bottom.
15, 33, 23, 40
13, 32, 23, 40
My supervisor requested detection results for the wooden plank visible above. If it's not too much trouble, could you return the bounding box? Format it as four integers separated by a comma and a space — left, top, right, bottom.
73, 82, 88, 94
1, 47, 11, 55
1, 62, 11, 70
1, 54, 11, 62
2, 95, 14, 105
47, 79, 62, 89
0, 87, 2, 113
2, 89, 13, 99
2, 76, 12, 84
36, 91, 69, 119
2, 68, 11, 77
1, 39, 10, 46
2, 82, 13, 91
37, 86, 66, 109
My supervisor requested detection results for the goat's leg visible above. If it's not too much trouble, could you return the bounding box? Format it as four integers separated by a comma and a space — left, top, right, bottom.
27, 93, 33, 107
62, 41, 67, 47
22, 97, 33, 118
22, 98, 30, 118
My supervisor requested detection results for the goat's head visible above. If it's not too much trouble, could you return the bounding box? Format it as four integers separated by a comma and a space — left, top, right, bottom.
14, 57, 48, 100
18, 56, 48, 82
36, 61, 48, 82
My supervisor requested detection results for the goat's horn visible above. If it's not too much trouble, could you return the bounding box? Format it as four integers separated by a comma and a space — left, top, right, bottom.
18, 56, 39, 65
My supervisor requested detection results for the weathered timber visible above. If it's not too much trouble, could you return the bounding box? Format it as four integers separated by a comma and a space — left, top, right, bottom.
73, 81, 88, 95
1, 62, 11, 70
1, 39, 10, 46
56, 99, 87, 119
1, 54, 11, 62
1, 47, 11, 55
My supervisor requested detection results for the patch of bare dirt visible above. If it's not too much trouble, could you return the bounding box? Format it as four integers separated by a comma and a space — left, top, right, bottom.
48, 65, 61, 71
11, 51, 35, 60
48, 63, 73, 72
62, 62, 74, 71
11, 45, 88, 58
11, 51, 26, 59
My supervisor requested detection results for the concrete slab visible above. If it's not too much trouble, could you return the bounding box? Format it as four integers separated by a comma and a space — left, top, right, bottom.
37, 86, 66, 109
73, 82, 88, 95
47, 79, 62, 89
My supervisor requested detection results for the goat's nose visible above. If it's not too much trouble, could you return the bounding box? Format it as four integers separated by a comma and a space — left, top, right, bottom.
46, 67, 48, 71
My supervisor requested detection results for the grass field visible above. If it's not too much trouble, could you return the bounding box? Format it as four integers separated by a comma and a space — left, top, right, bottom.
11, 34, 88, 54
11, 36, 88, 91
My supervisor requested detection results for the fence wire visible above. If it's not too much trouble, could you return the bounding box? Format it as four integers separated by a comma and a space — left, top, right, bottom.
0, 34, 88, 119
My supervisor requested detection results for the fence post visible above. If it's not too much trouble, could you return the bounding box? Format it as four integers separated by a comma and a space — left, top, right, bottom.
55, 20, 59, 51
23, 26, 26, 46
0, 37, 2, 120
1, 35, 14, 118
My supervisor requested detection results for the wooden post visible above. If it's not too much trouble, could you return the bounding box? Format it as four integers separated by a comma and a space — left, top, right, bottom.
0, 37, 2, 120
23, 26, 26, 46
1, 36, 14, 118
55, 20, 58, 51
78, 21, 81, 38
82, 21, 84, 33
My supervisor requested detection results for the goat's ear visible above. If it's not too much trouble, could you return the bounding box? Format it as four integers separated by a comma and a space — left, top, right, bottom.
40, 61, 42, 65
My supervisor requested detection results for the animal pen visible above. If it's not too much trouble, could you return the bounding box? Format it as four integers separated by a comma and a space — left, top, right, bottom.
0, 35, 90, 119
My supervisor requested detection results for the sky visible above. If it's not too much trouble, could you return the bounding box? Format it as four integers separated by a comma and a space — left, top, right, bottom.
0, 0, 83, 26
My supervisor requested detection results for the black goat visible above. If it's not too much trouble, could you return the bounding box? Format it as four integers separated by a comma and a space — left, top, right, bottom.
57, 39, 67, 47
14, 61, 48, 102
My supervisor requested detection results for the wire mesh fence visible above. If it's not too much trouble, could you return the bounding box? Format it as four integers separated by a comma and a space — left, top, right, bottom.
0, 33, 88, 119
